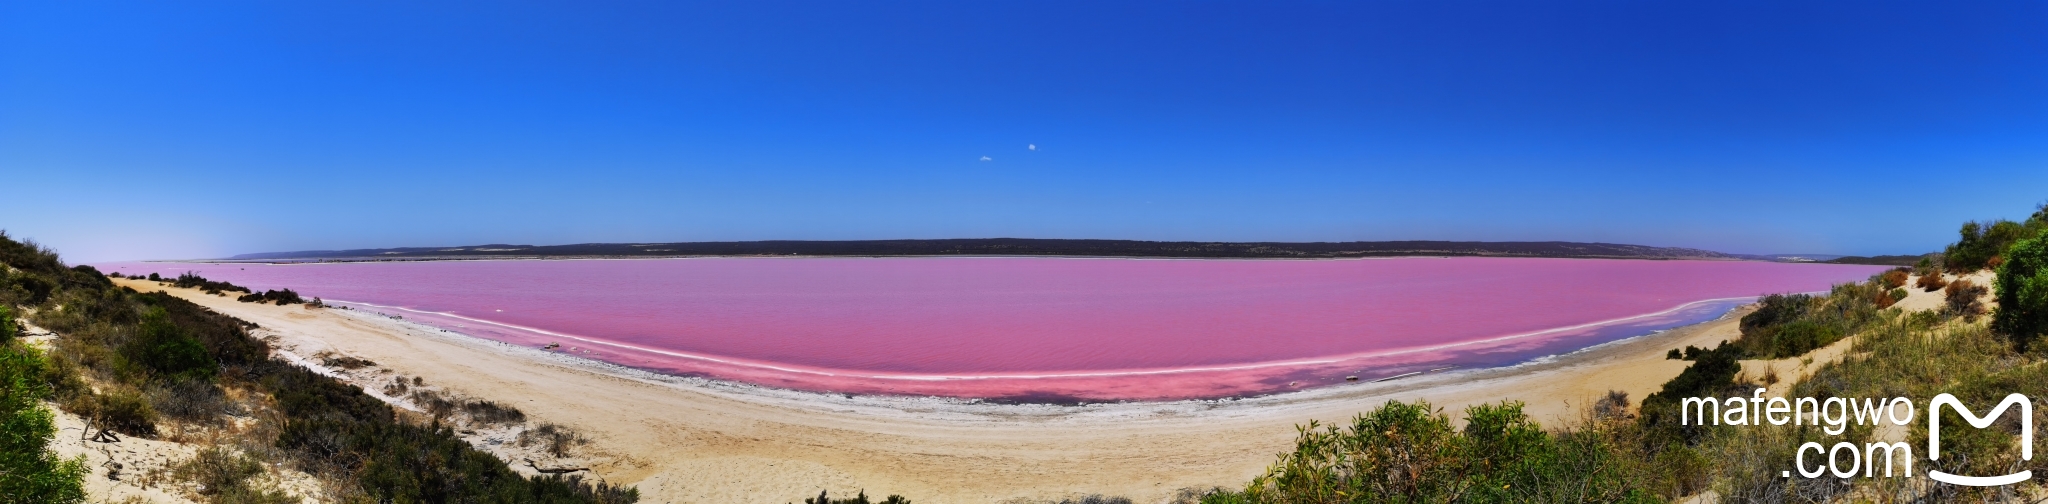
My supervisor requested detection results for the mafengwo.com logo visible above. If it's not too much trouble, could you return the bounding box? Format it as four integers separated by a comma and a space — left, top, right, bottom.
1685, 389, 2032, 485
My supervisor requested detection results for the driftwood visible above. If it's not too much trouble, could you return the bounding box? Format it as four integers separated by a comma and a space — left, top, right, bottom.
81, 417, 120, 443
525, 459, 588, 474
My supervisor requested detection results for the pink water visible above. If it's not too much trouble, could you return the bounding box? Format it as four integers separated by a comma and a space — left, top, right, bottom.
96, 257, 1884, 401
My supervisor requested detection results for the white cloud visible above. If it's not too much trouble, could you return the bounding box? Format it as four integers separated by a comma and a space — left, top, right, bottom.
980, 156, 992, 161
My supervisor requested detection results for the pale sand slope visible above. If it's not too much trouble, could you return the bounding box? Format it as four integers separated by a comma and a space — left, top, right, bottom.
21, 319, 325, 504
117, 278, 1746, 504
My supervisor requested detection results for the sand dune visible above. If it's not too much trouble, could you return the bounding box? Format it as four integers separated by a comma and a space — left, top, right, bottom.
117, 278, 1747, 503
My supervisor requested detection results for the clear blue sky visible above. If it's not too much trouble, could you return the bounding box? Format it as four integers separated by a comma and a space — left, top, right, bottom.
4, 1, 2045, 262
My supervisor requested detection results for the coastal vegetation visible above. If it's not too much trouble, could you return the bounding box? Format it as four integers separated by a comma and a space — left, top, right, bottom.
1204, 201, 2048, 503
0, 231, 638, 503
0, 305, 89, 503
1825, 254, 1933, 266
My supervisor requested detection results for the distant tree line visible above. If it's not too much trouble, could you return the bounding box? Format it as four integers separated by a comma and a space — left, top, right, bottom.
228, 238, 1755, 261
108, 271, 308, 306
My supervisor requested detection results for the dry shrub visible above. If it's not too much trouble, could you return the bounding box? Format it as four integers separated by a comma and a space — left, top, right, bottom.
518, 423, 588, 457
1917, 272, 1950, 291
1879, 268, 1909, 289
174, 448, 297, 504
316, 353, 374, 369
462, 400, 526, 425
408, 389, 526, 425
149, 379, 236, 424
409, 389, 457, 418
382, 376, 409, 396
1591, 390, 1631, 422
1056, 496, 1131, 504
1946, 279, 1989, 319
64, 386, 159, 437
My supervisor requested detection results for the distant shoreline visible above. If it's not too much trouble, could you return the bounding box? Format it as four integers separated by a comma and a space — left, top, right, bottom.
140, 254, 1761, 266
215, 238, 1778, 262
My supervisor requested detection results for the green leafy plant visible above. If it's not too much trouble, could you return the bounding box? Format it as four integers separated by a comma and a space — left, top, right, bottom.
0, 339, 88, 503
1994, 237, 2048, 350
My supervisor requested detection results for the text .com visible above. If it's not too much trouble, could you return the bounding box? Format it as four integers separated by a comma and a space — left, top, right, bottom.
1684, 390, 2032, 486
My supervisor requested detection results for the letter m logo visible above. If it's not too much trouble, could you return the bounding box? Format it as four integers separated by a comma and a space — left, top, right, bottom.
1929, 393, 2034, 486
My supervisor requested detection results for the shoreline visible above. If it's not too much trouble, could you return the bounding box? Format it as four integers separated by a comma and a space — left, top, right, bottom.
113, 277, 1751, 502
324, 294, 1752, 403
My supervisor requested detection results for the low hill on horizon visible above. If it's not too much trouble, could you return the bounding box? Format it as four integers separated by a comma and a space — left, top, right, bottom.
226, 238, 1776, 262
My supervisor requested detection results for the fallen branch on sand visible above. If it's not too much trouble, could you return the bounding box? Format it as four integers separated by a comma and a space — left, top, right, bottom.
525, 459, 588, 474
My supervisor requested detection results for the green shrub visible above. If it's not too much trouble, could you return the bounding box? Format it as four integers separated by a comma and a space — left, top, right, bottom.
74, 387, 159, 438
119, 307, 218, 382
1945, 219, 2031, 272
0, 341, 88, 503
176, 447, 267, 497
1214, 399, 1655, 503
1994, 237, 2048, 350
0, 306, 14, 342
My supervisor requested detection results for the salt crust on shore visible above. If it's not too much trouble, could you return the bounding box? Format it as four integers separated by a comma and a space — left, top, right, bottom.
115, 278, 1746, 503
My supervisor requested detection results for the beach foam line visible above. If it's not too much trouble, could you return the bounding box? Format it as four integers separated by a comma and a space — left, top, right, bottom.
325, 295, 1757, 383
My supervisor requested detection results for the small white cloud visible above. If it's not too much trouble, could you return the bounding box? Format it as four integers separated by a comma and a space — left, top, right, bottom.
980, 156, 992, 161
1027, 144, 1037, 151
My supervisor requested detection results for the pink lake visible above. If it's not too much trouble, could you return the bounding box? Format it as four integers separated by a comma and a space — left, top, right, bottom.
97, 257, 1885, 401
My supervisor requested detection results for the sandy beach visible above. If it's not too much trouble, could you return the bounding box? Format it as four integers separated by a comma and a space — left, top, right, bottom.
114, 277, 1749, 503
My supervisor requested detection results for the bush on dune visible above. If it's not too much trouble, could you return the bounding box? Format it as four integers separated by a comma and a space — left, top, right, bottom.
119, 307, 218, 382
1916, 271, 1949, 291
1945, 279, 1988, 321
1207, 399, 1657, 504
1734, 292, 1872, 359
1945, 220, 2030, 273
0, 306, 88, 503
1878, 268, 1909, 289
1994, 236, 2048, 351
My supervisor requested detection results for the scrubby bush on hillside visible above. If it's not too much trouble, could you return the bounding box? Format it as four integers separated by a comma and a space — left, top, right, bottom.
1994, 237, 2048, 351
1917, 271, 1949, 291
0, 323, 88, 503
174, 447, 295, 503
1208, 399, 1657, 503
1879, 268, 1909, 289
1946, 220, 2031, 272
120, 307, 218, 382
1735, 283, 1890, 359
518, 423, 588, 458
1945, 279, 1988, 321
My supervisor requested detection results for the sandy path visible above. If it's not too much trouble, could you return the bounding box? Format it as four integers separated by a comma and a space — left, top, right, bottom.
118, 278, 1744, 504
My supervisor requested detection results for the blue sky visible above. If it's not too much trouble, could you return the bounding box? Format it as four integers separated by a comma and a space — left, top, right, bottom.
4, 1, 2045, 262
